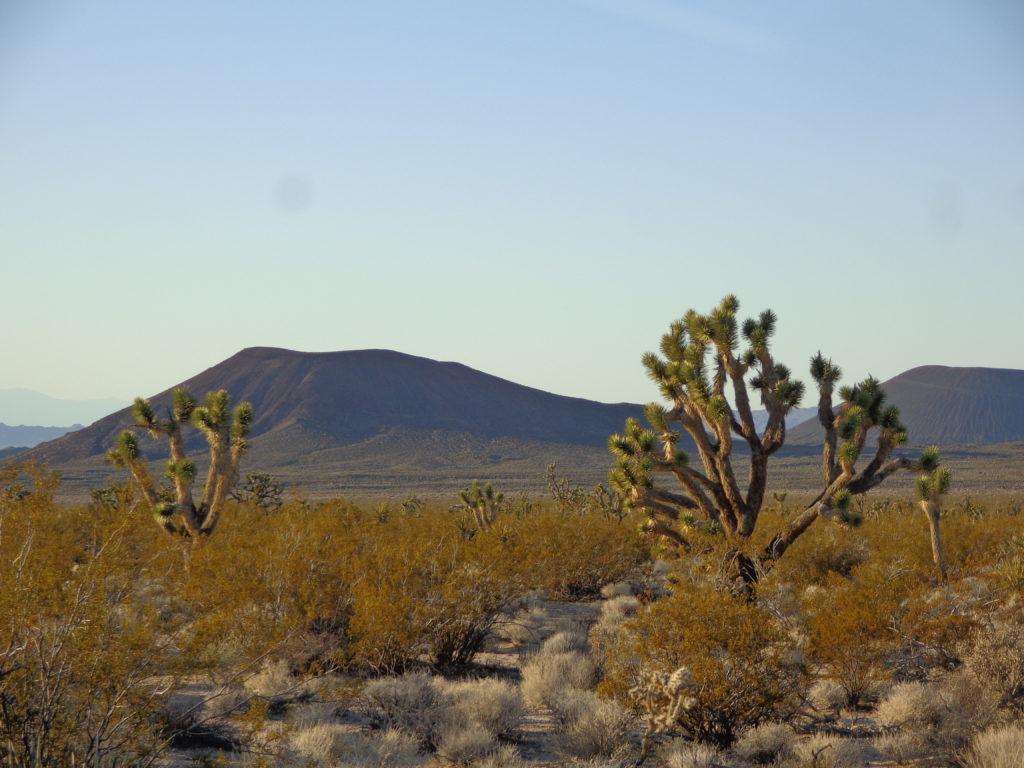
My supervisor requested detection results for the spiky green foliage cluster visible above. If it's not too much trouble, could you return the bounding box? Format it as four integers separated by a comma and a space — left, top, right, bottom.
916, 447, 951, 503
459, 480, 505, 531
609, 296, 805, 541
106, 387, 255, 538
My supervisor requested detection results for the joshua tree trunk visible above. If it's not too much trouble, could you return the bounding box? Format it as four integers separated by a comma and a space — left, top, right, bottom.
921, 500, 948, 582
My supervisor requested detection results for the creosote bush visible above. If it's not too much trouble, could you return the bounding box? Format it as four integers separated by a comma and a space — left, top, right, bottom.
602, 577, 808, 748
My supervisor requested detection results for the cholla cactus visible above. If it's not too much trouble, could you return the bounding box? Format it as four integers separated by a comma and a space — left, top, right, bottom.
459, 480, 504, 532
609, 296, 950, 587
630, 666, 697, 758
106, 387, 253, 538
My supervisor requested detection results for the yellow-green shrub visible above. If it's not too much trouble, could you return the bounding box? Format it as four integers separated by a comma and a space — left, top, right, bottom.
601, 578, 808, 748
0, 495, 180, 767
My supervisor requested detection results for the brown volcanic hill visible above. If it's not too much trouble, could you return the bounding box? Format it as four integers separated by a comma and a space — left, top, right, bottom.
31, 348, 645, 491
787, 365, 1024, 448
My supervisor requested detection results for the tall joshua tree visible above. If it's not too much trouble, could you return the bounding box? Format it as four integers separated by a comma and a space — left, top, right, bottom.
609, 295, 948, 587
107, 388, 253, 538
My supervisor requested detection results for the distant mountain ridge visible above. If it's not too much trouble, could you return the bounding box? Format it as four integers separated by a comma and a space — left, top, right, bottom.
30, 348, 645, 469
0, 389, 127, 428
26, 351, 1024, 495
787, 365, 1024, 447
0, 423, 82, 449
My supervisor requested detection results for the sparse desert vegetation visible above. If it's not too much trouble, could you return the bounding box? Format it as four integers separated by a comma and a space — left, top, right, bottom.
4, 301, 1024, 768
4, 453, 1024, 767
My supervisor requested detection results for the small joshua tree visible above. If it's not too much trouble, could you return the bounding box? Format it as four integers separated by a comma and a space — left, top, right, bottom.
459, 480, 504, 532
609, 295, 948, 589
107, 387, 253, 538
917, 458, 951, 581
231, 471, 286, 512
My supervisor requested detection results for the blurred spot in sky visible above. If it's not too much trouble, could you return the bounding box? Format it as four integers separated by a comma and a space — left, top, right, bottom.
273, 175, 313, 213
927, 187, 963, 242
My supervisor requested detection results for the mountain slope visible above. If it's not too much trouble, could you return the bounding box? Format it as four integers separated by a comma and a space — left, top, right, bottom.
31, 347, 644, 470
30, 353, 1024, 496
787, 366, 1024, 447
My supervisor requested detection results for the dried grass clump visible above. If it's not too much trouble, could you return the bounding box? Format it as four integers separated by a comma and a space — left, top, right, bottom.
590, 600, 636, 670
795, 733, 868, 768
363, 672, 446, 746
932, 669, 1000, 753
435, 725, 498, 766
290, 722, 342, 765
659, 739, 722, 768
807, 680, 847, 714
874, 729, 932, 764
244, 659, 295, 697
961, 620, 1024, 713
498, 606, 549, 647
468, 744, 529, 768
963, 723, 1024, 768
368, 729, 426, 767
445, 678, 524, 739
540, 630, 590, 656
521, 650, 597, 707
733, 721, 796, 764
550, 689, 634, 760
290, 725, 425, 768
873, 682, 944, 731
600, 581, 637, 599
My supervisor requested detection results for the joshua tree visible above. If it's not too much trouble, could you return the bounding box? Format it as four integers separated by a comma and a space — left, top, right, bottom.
107, 388, 253, 538
459, 480, 504, 532
917, 462, 952, 581
609, 295, 948, 588
230, 471, 286, 512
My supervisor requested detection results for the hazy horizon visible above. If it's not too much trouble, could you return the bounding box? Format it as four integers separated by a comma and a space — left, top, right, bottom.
3, 2, 1022, 404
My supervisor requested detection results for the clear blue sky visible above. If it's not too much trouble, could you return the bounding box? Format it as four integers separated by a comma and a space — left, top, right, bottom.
2, 1, 1022, 405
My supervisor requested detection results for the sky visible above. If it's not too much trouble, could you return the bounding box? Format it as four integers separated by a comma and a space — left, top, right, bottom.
1, 1, 1022, 408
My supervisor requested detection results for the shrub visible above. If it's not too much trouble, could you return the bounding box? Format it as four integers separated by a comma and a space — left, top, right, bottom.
873, 682, 944, 731
802, 562, 914, 707
807, 680, 848, 714
362, 673, 446, 748
468, 744, 529, 768
659, 739, 722, 768
497, 605, 549, 648
290, 727, 425, 768
600, 581, 637, 599
963, 724, 1024, 768
290, 722, 345, 766
444, 678, 523, 739
602, 580, 808, 748
0, 499, 182, 767
590, 596, 641, 668
540, 630, 590, 656
732, 721, 796, 764
435, 725, 498, 766
554, 690, 634, 760
796, 733, 868, 768
511, 511, 648, 599
874, 729, 932, 764
521, 650, 598, 708
960, 618, 1024, 713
